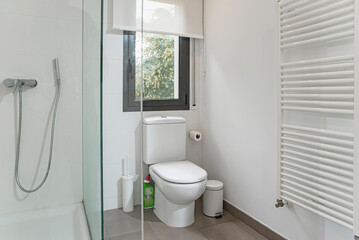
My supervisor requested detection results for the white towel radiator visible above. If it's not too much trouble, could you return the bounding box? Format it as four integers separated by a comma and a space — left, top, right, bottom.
276, 0, 359, 236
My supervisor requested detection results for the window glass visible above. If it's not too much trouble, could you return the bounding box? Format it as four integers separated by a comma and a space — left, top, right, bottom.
135, 32, 179, 100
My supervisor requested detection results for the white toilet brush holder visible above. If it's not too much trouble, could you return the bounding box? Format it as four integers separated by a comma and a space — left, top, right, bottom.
122, 175, 134, 212
122, 157, 134, 212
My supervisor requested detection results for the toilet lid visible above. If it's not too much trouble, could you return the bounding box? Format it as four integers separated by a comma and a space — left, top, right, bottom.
150, 161, 207, 184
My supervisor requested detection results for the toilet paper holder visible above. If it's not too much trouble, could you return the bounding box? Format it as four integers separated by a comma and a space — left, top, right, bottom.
189, 131, 202, 142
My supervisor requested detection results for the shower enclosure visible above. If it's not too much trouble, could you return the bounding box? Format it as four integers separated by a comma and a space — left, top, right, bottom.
0, 0, 105, 239
0, 0, 183, 238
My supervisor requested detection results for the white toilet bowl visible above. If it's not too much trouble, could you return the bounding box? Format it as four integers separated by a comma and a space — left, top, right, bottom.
149, 160, 207, 227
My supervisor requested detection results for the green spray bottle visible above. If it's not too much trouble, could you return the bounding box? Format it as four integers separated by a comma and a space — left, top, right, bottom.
143, 175, 154, 209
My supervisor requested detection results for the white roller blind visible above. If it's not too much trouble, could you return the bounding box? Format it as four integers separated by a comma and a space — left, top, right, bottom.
113, 0, 204, 39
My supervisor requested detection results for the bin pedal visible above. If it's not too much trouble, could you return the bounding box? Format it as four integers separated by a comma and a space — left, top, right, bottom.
215, 213, 223, 219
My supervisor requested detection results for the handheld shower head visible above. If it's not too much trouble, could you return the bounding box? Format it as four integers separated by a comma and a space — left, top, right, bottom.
53, 58, 61, 86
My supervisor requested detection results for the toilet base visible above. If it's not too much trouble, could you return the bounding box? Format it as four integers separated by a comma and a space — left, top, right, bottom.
153, 186, 195, 228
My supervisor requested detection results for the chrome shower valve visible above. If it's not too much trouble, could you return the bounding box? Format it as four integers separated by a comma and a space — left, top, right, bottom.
3, 78, 37, 90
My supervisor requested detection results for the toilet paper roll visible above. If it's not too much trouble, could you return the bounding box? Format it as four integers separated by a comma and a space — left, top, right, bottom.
189, 131, 202, 142
122, 175, 134, 212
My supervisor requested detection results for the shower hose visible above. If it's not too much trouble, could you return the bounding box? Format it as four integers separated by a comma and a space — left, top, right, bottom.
14, 78, 61, 193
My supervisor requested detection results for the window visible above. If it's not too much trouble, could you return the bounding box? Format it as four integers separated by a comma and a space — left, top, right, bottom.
123, 31, 190, 111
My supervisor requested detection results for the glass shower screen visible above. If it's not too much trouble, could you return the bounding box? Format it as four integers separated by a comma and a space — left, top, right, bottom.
102, 0, 144, 239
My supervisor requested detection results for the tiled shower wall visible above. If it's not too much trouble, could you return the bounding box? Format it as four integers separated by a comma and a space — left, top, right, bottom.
0, 0, 83, 214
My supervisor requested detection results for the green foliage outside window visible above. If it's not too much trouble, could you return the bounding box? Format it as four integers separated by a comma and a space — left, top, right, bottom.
135, 32, 176, 100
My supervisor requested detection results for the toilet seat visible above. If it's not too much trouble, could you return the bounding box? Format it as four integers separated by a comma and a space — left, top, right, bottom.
150, 160, 207, 184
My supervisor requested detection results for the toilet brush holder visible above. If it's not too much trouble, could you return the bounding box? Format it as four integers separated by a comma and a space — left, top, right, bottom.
122, 175, 134, 212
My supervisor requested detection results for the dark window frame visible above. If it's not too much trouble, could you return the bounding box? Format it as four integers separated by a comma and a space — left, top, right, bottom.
123, 31, 190, 112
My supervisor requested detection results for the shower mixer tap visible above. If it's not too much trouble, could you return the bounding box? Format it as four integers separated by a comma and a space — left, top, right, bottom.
3, 78, 38, 90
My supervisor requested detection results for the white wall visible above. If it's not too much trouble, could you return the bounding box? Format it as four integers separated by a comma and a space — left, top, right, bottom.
0, 0, 83, 214
201, 1, 353, 240
102, 0, 203, 211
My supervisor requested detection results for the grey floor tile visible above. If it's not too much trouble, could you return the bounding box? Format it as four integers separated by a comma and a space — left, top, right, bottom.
104, 206, 142, 238
232, 219, 268, 240
194, 208, 235, 229
199, 221, 261, 240
105, 202, 269, 240
147, 221, 208, 240
194, 198, 235, 229
144, 222, 160, 240
109, 223, 159, 240
144, 209, 160, 222
109, 230, 141, 240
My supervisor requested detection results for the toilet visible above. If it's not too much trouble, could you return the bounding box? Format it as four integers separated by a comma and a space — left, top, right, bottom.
143, 116, 207, 227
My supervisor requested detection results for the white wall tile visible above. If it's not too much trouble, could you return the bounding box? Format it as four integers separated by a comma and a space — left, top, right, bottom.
103, 197, 118, 211
0, 13, 81, 58
104, 130, 131, 164
103, 31, 124, 60
103, 163, 122, 199
0, 0, 82, 20
103, 58, 123, 95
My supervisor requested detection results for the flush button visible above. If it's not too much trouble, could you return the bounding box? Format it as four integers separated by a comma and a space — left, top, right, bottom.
161, 116, 167, 118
